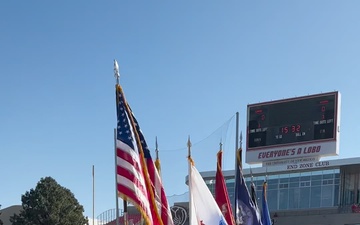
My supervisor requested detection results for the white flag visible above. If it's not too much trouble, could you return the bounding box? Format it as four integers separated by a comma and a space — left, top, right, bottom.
189, 163, 228, 225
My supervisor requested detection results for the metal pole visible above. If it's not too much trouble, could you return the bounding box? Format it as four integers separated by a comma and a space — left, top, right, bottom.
235, 112, 239, 168
187, 136, 192, 224
240, 131, 243, 170
114, 128, 119, 225
114, 60, 122, 225
92, 165, 95, 225
123, 200, 128, 225
234, 112, 239, 221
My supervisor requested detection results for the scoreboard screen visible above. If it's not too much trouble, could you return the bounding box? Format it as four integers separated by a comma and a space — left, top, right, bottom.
247, 92, 339, 150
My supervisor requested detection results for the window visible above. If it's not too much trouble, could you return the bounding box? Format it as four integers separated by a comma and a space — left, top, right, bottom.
279, 178, 289, 183
300, 176, 311, 181
226, 178, 235, 183
311, 170, 323, 175
289, 188, 300, 209
334, 185, 339, 206
311, 175, 322, 181
310, 186, 321, 208
323, 174, 334, 179
268, 178, 279, 185
279, 189, 289, 210
268, 184, 278, 190
226, 182, 235, 197
279, 173, 290, 178
312, 180, 321, 186
290, 177, 300, 182
300, 181, 310, 187
300, 187, 310, 208
239, 168, 342, 211
344, 173, 356, 205
267, 189, 278, 211
322, 179, 333, 185
321, 185, 333, 207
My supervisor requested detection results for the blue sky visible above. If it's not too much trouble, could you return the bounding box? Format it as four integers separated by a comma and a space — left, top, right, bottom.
1, 0, 360, 221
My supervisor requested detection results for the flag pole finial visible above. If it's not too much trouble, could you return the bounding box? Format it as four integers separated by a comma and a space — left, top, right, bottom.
219, 139, 223, 151
187, 136, 192, 157
155, 136, 159, 160
114, 59, 120, 85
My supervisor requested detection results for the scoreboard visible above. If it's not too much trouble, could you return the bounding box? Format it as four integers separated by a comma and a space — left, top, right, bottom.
246, 92, 340, 164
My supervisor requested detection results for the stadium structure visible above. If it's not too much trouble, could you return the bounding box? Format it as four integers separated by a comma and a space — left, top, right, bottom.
97, 156, 360, 225
97, 91, 360, 225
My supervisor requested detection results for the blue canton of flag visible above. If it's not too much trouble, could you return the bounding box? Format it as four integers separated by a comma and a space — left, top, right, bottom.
117, 99, 135, 150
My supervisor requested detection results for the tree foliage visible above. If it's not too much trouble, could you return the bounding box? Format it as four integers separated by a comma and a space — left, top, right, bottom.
10, 177, 88, 225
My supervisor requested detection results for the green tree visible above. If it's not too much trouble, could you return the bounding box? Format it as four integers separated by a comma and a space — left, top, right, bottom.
10, 177, 88, 225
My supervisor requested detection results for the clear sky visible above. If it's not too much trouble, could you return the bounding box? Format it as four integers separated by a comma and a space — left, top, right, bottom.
1, 0, 360, 221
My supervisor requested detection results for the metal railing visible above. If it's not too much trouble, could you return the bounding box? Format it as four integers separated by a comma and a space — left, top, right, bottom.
96, 208, 123, 225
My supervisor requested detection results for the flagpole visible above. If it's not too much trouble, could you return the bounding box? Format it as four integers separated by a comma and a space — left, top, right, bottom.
114, 128, 120, 225
92, 165, 95, 225
240, 131, 243, 169
114, 60, 121, 225
235, 112, 240, 168
234, 112, 239, 221
187, 136, 193, 224
123, 200, 128, 225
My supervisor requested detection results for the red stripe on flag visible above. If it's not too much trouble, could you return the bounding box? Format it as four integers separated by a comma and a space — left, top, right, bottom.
117, 166, 147, 196
117, 148, 141, 172
146, 158, 173, 225
117, 184, 143, 207
117, 184, 152, 223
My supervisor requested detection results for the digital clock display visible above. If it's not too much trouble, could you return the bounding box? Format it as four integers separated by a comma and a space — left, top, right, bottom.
247, 92, 339, 150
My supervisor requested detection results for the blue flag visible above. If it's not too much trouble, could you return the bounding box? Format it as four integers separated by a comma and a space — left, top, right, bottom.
261, 182, 272, 225
234, 149, 262, 225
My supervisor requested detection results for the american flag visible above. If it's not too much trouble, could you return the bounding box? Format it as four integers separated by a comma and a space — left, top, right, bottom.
116, 85, 174, 225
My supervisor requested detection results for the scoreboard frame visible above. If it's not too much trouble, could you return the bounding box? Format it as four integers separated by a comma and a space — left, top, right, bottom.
245, 91, 341, 165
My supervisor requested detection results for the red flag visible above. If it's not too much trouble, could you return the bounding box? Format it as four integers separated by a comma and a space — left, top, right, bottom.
215, 150, 236, 225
